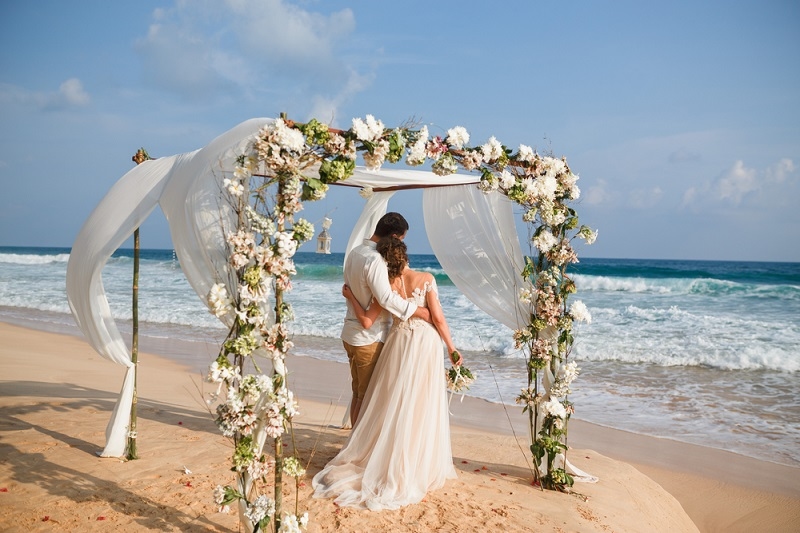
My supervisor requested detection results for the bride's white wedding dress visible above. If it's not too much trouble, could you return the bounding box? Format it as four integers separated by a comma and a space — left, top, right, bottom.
312, 278, 456, 510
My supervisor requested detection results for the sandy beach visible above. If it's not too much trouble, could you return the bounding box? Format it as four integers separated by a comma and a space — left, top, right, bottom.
1, 321, 798, 532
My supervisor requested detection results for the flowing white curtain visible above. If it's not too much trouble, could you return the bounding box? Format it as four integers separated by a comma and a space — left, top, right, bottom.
343, 191, 396, 260
66, 118, 272, 456
423, 186, 528, 331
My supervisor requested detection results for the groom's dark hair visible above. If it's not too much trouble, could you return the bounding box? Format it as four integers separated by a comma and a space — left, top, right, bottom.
374, 212, 409, 238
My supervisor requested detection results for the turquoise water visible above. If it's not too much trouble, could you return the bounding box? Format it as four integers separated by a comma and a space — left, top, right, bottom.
1, 246, 798, 466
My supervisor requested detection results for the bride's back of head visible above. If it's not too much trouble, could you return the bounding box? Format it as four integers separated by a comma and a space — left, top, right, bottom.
377, 237, 408, 280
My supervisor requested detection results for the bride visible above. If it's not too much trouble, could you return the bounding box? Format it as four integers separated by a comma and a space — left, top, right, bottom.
312, 236, 463, 510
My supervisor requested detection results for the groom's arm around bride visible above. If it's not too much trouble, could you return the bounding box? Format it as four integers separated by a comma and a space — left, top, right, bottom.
339, 212, 430, 425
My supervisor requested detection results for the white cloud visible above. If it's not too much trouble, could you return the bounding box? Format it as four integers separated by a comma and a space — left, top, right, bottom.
583, 179, 613, 206
135, 0, 364, 113
58, 78, 91, 107
682, 158, 797, 208
715, 160, 757, 204
0, 78, 90, 111
681, 186, 698, 207
233, 0, 355, 74
307, 68, 374, 126
764, 158, 795, 183
628, 186, 663, 209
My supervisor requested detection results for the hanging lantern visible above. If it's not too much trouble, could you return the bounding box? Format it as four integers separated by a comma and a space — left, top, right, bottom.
316, 217, 332, 254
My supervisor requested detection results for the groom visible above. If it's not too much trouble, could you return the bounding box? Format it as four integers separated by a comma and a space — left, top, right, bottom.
341, 212, 430, 425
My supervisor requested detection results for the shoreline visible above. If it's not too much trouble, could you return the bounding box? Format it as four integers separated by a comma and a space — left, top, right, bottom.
4, 309, 798, 472
1, 321, 799, 531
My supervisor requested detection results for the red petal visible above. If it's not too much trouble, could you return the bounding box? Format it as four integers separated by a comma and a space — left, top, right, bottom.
42, 516, 50, 522
97, 516, 106, 520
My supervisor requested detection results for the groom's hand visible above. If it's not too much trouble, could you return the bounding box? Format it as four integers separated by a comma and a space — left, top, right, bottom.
412, 306, 432, 323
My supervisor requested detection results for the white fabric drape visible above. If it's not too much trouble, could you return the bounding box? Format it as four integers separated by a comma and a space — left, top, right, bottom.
66, 156, 179, 457
66, 118, 272, 456
343, 191, 396, 261
423, 186, 528, 331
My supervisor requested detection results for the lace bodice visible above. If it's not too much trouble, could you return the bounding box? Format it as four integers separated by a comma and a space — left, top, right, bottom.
392, 276, 437, 329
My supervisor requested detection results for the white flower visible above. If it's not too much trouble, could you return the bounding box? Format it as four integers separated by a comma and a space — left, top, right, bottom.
274, 231, 298, 258
245, 495, 276, 524
526, 175, 558, 203
518, 287, 533, 305
223, 177, 244, 197
480, 136, 504, 162
498, 169, 515, 189
278, 513, 307, 533
517, 144, 535, 163
248, 458, 271, 479
352, 114, 384, 142
558, 361, 580, 384
579, 226, 598, 245
542, 397, 567, 420
541, 156, 567, 178
282, 456, 306, 478
363, 139, 389, 171
212, 485, 231, 513
274, 118, 305, 152
569, 300, 592, 324
406, 126, 429, 166
359, 186, 374, 199
207, 283, 233, 318
233, 164, 252, 180
533, 231, 559, 253
445, 126, 470, 149
246, 206, 275, 236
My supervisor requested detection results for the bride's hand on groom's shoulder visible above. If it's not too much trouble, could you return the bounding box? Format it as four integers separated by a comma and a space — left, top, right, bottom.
342, 284, 351, 299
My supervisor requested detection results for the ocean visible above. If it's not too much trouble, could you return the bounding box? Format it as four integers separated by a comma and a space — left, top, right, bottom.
1, 246, 798, 467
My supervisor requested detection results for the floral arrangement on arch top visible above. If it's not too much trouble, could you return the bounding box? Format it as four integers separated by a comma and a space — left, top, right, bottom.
203, 113, 596, 531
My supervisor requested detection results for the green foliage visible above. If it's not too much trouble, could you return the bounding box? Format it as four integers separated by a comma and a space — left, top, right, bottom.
298, 118, 330, 146
318, 156, 355, 184
232, 436, 256, 471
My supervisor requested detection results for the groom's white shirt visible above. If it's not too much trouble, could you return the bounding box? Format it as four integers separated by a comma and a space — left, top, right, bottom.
341, 239, 417, 346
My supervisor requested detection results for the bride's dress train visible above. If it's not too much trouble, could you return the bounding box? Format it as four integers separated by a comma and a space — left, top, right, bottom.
312, 280, 456, 510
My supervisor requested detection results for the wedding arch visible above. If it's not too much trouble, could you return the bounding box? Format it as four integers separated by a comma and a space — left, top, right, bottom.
66, 115, 596, 531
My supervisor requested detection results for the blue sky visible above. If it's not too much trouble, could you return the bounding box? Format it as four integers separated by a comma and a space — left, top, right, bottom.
1, 0, 798, 261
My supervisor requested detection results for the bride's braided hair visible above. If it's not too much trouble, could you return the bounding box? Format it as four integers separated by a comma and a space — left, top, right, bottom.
377, 236, 408, 280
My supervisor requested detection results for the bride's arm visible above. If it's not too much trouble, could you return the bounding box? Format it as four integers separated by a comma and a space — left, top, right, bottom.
342, 284, 383, 329
425, 275, 462, 366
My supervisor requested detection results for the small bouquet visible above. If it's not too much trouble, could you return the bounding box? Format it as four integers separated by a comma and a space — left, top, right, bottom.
446, 351, 475, 393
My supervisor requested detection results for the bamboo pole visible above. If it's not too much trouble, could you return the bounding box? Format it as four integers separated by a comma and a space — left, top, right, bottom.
126, 148, 150, 460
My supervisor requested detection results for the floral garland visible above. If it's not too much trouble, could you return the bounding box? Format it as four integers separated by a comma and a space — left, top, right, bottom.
203, 114, 595, 531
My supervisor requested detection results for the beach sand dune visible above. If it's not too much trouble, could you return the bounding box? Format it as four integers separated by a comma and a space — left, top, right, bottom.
1, 323, 797, 532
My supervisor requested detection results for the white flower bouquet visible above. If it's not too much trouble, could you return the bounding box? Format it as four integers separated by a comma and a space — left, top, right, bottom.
445, 351, 475, 393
